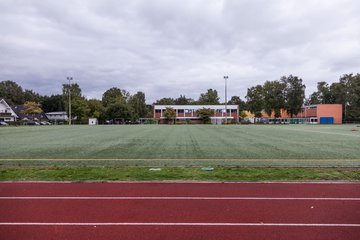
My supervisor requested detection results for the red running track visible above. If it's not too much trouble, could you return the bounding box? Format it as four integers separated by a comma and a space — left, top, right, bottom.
0, 182, 359, 240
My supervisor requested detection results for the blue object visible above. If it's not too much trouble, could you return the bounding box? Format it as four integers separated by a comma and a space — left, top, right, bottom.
320, 117, 334, 124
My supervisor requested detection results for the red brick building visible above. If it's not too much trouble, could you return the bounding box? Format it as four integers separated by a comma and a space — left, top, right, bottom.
260, 104, 343, 124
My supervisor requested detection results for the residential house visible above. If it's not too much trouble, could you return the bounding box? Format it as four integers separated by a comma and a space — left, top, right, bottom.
0, 98, 18, 122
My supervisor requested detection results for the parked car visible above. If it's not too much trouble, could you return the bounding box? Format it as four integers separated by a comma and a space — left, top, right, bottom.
0, 121, 9, 126
26, 121, 40, 125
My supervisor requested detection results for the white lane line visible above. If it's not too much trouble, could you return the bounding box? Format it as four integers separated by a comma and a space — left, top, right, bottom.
0, 197, 360, 201
0, 222, 359, 227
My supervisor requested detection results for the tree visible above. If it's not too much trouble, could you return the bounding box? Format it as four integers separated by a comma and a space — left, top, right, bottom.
62, 83, 90, 123
129, 91, 147, 119
22, 101, 43, 115
175, 95, 195, 105
105, 97, 132, 122
163, 107, 176, 124
102, 87, 123, 107
309, 82, 334, 104
198, 89, 220, 105
155, 97, 176, 105
71, 98, 90, 123
87, 99, 105, 120
281, 75, 306, 118
262, 80, 285, 118
246, 85, 264, 118
333, 74, 360, 121
197, 108, 214, 124
41, 94, 65, 113
0, 80, 24, 105
228, 96, 247, 111
24, 89, 41, 103
62, 83, 82, 100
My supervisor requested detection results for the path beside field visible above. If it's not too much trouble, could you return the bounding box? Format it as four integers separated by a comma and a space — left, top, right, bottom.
0, 182, 360, 240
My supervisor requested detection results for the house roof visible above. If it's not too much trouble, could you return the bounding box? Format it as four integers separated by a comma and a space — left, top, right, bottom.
0, 98, 19, 118
12, 105, 48, 121
45, 111, 67, 115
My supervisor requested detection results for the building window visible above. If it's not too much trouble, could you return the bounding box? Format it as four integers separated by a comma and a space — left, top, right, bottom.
178, 109, 184, 114
155, 109, 161, 113
185, 109, 192, 114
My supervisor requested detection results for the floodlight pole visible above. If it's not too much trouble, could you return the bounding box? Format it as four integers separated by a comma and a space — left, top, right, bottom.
67, 77, 73, 125
224, 76, 228, 124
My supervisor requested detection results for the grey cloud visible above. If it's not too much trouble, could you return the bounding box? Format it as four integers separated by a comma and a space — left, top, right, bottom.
0, 0, 360, 103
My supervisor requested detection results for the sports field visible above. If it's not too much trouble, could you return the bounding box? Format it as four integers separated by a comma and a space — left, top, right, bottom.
1, 124, 359, 167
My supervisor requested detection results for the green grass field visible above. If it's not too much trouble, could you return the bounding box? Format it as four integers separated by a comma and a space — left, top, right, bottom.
1, 124, 359, 167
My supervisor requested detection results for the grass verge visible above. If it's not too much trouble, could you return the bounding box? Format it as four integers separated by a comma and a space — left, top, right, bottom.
0, 166, 359, 181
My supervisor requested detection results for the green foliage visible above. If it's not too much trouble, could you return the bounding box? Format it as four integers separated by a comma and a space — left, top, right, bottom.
163, 107, 176, 124
228, 96, 247, 111
155, 97, 175, 105
175, 95, 195, 105
308, 74, 360, 121
102, 87, 122, 107
0, 80, 24, 105
62, 83, 90, 123
1, 167, 359, 181
129, 91, 147, 119
72, 98, 91, 123
24, 89, 41, 103
22, 101, 43, 115
41, 94, 65, 112
309, 82, 333, 104
246, 85, 264, 118
281, 75, 306, 118
197, 108, 214, 123
263, 80, 285, 118
62, 83, 82, 100
338, 74, 360, 121
87, 99, 105, 119
105, 97, 132, 121
198, 89, 220, 105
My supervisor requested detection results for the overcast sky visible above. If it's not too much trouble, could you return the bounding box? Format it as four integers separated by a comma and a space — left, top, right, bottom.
1, 0, 360, 103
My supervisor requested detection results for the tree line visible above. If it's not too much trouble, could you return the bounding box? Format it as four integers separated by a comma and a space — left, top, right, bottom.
0, 73, 359, 123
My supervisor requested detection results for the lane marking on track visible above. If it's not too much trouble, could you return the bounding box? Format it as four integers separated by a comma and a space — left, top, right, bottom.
0, 222, 359, 227
1, 197, 360, 201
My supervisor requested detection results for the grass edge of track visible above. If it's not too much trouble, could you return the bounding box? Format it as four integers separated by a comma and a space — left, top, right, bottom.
0, 166, 359, 182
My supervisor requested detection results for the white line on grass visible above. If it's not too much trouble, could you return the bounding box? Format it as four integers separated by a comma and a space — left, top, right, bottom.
1, 197, 360, 201
0, 222, 359, 227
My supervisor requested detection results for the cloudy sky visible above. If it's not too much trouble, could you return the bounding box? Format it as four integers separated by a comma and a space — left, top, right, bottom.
1, 0, 360, 103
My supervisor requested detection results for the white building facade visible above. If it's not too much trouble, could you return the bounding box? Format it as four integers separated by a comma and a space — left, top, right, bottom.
0, 99, 18, 122
154, 105, 239, 124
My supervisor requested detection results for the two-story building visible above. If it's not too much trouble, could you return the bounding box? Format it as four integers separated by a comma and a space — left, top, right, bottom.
0, 98, 18, 122
154, 105, 239, 124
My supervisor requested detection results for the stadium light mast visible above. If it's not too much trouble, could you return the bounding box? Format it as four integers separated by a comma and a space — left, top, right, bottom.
224, 76, 229, 124
67, 77, 73, 125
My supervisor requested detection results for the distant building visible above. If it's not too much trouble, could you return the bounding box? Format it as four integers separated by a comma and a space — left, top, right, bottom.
153, 105, 239, 124
243, 104, 343, 124
0, 98, 18, 122
45, 112, 68, 122
12, 105, 49, 122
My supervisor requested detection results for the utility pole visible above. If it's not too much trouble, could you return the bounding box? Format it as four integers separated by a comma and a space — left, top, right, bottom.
67, 77, 73, 125
224, 76, 228, 124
